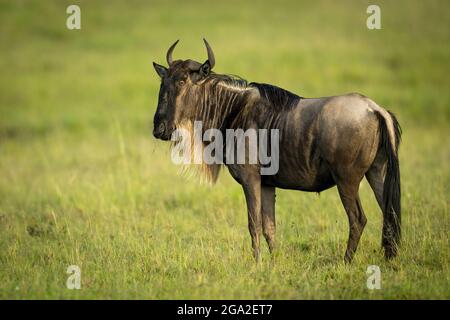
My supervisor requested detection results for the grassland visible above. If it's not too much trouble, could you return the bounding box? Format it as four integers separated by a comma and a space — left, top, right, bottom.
0, 0, 449, 299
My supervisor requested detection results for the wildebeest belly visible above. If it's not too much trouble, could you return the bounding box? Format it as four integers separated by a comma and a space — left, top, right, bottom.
261, 151, 335, 192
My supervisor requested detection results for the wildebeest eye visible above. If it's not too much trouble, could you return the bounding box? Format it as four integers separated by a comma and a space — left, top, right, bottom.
178, 80, 185, 86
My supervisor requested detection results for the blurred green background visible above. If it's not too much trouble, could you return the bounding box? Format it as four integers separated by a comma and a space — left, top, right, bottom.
0, 0, 448, 299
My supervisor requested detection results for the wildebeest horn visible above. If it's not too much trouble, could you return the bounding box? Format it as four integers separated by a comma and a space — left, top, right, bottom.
203, 38, 215, 69
166, 40, 179, 65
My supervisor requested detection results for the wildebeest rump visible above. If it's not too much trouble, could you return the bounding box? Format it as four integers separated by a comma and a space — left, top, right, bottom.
152, 39, 401, 263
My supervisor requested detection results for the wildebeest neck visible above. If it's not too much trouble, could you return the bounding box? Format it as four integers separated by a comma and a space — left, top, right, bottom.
181, 74, 303, 135
192, 74, 255, 133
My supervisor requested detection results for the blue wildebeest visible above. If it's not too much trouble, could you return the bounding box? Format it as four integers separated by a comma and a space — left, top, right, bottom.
152, 40, 401, 263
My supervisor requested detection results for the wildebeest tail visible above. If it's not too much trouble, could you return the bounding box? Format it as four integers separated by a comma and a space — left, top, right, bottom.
376, 110, 402, 258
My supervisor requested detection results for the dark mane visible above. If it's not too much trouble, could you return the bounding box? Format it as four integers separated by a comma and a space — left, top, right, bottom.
250, 82, 301, 110
174, 72, 303, 185
193, 73, 302, 135
203, 72, 248, 88
203, 74, 301, 111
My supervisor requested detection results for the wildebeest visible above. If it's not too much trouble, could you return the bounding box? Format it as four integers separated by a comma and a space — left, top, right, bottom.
152, 39, 401, 263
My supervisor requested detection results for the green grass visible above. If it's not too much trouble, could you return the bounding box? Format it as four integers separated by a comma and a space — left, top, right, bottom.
0, 0, 449, 299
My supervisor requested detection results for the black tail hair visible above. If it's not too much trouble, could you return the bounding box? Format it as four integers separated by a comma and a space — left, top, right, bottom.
377, 111, 402, 259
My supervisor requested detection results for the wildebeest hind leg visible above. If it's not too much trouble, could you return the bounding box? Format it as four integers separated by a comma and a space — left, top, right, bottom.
365, 164, 385, 246
336, 181, 367, 263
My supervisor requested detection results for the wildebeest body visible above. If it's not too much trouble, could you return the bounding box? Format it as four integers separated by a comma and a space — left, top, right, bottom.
255, 93, 380, 193
152, 40, 402, 263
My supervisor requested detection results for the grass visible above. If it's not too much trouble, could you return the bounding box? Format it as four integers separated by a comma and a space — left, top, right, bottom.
0, 0, 449, 299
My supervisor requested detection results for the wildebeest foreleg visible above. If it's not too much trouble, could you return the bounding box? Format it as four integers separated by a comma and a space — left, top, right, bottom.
242, 180, 262, 262
261, 185, 276, 254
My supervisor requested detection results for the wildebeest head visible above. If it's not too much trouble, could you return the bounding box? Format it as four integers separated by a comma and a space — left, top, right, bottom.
152, 39, 215, 140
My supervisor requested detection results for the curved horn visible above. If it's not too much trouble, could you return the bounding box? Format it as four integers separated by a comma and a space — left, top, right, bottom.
166, 40, 179, 65
203, 38, 215, 69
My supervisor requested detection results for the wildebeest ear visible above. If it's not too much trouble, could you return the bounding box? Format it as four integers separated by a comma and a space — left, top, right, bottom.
153, 62, 167, 78
199, 60, 211, 77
